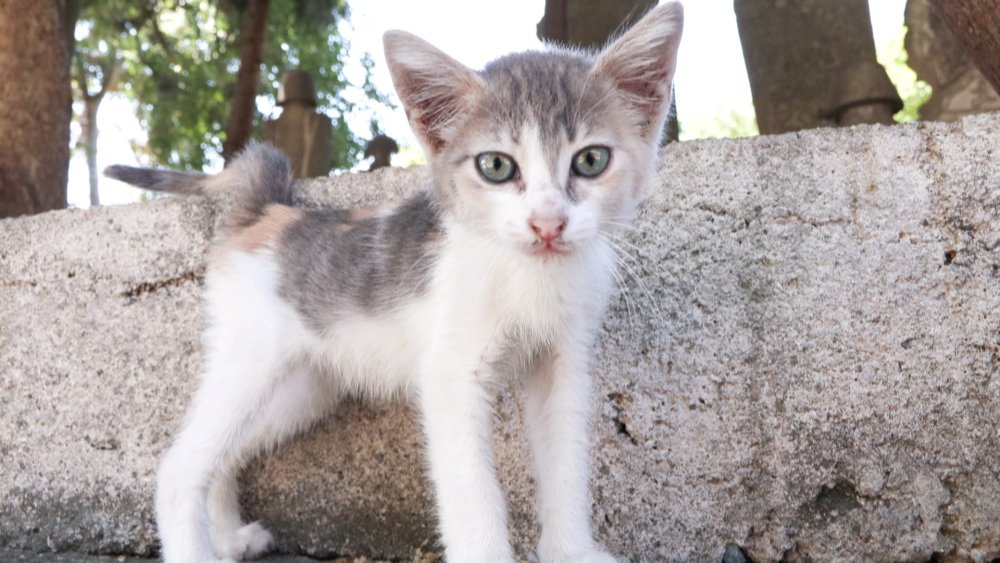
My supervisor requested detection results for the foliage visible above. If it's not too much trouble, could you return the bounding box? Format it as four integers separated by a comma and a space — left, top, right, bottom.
73, 3, 121, 105
393, 144, 427, 168
876, 25, 932, 123
74, 0, 386, 171
679, 104, 759, 141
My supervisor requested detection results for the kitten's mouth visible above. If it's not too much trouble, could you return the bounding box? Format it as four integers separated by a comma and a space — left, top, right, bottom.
530, 240, 570, 259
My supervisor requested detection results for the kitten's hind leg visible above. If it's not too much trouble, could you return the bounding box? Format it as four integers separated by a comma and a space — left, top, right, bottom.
207, 471, 273, 560
156, 362, 335, 562
156, 389, 235, 563
206, 364, 335, 560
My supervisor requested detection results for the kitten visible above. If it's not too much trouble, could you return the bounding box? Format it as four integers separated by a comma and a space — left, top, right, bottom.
106, 3, 682, 561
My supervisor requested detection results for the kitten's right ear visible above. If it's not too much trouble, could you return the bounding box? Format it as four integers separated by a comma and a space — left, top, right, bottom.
383, 31, 485, 156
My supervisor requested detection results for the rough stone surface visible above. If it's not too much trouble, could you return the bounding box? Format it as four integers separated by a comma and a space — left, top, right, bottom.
2, 114, 999, 562
0, 549, 408, 562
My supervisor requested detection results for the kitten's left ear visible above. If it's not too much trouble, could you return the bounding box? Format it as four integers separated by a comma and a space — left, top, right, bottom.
383, 31, 485, 156
593, 1, 684, 143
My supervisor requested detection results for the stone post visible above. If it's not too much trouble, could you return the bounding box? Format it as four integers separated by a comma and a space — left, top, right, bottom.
262, 70, 333, 178
364, 134, 399, 171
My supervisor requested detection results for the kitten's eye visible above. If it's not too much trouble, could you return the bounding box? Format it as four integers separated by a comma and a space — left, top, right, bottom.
571, 146, 611, 178
476, 152, 518, 183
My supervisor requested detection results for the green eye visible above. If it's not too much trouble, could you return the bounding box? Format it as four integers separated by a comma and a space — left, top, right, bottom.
571, 146, 611, 177
476, 152, 518, 183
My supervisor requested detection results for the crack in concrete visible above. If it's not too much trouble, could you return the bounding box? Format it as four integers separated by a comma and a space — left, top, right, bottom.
0, 279, 39, 288
607, 391, 639, 446
772, 212, 851, 229
119, 270, 204, 302
694, 201, 854, 232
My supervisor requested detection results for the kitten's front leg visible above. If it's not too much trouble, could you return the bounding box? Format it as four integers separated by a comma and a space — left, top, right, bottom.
419, 349, 514, 562
526, 343, 616, 563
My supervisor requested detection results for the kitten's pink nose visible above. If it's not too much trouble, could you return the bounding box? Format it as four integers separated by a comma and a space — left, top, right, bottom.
529, 216, 567, 242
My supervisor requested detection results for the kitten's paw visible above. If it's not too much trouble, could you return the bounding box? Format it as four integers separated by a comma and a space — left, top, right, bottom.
216, 521, 273, 560
537, 549, 619, 563
569, 550, 618, 563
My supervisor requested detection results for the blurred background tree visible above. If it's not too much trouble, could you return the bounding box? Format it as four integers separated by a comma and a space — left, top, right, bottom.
0, 1, 72, 218
73, 0, 387, 177
3, 0, 997, 218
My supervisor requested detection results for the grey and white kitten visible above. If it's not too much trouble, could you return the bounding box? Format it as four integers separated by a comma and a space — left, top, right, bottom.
107, 3, 682, 561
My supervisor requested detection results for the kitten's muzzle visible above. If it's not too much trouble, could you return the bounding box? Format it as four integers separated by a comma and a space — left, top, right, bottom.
529, 216, 567, 243
528, 215, 570, 258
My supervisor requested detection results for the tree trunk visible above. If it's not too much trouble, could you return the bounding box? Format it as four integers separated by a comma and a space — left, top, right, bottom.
0, 0, 72, 218
537, 0, 568, 44
76, 54, 118, 207
736, 0, 901, 134
82, 98, 101, 206
64, 0, 81, 59
222, 0, 271, 164
930, 0, 1000, 95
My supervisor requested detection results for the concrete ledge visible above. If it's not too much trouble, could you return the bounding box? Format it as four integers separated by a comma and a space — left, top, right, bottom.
2, 114, 999, 561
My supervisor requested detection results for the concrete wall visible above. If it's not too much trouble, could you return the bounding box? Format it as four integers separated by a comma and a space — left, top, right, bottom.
2, 114, 998, 562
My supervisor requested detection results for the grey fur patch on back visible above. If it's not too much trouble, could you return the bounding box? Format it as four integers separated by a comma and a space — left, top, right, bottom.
277, 191, 443, 329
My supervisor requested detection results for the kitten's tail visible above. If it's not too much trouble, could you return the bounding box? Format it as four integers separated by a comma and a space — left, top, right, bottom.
104, 142, 294, 229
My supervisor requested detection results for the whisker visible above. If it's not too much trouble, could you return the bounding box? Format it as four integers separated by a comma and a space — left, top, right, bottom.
599, 218, 642, 233
603, 236, 663, 322
603, 231, 647, 263
597, 242, 638, 337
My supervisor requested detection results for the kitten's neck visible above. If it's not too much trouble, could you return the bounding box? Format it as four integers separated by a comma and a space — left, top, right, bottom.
440, 216, 617, 341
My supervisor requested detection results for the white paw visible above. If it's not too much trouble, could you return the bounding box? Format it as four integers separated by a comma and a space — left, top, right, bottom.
570, 550, 618, 563
536, 549, 619, 563
217, 521, 274, 560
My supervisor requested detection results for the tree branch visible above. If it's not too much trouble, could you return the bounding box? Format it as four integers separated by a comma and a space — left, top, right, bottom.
96, 49, 120, 100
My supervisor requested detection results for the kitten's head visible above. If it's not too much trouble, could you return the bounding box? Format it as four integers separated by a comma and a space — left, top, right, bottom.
384, 2, 683, 260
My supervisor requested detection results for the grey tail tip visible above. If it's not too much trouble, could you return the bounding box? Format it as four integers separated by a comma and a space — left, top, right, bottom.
102, 164, 136, 182
102, 164, 160, 190
102, 164, 207, 195
103, 164, 163, 188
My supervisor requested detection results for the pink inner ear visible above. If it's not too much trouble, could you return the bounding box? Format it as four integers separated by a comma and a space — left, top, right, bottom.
623, 73, 669, 104
611, 67, 672, 137
384, 31, 484, 155
412, 91, 463, 153
398, 106, 439, 151
593, 3, 682, 138
396, 69, 483, 154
